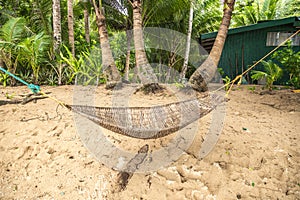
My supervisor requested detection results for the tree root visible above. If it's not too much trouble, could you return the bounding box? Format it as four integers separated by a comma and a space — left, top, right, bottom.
134, 83, 165, 95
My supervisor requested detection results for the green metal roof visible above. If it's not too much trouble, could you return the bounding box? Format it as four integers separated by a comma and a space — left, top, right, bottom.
201, 16, 300, 40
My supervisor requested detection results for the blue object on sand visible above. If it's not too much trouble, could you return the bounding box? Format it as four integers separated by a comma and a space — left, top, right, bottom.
0, 66, 40, 93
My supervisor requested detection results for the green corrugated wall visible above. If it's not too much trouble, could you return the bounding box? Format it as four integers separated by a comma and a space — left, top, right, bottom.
218, 24, 299, 84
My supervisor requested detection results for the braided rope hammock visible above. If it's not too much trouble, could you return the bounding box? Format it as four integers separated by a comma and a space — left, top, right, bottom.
65, 93, 223, 139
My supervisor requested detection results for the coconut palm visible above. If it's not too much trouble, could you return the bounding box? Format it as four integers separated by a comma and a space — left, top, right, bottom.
92, 0, 121, 87
81, 0, 91, 44
180, 0, 194, 81
67, 0, 75, 56
189, 0, 236, 92
101, 0, 133, 81
53, 0, 62, 54
131, 0, 158, 84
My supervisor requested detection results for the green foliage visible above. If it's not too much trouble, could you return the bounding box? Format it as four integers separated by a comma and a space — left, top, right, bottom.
60, 45, 84, 84
272, 41, 300, 89
251, 60, 283, 91
174, 81, 185, 89
0, 72, 10, 87
79, 49, 105, 85
31, 0, 52, 35
60, 45, 105, 85
193, 0, 222, 36
18, 32, 52, 84
233, 0, 260, 26
110, 31, 128, 72
0, 17, 27, 75
0, 17, 27, 44
5, 92, 15, 99
232, 0, 296, 27
222, 76, 231, 91
218, 67, 225, 76
247, 86, 256, 92
2, 0, 296, 88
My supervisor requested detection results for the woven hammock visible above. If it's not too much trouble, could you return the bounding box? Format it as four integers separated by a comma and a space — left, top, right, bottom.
66, 94, 222, 139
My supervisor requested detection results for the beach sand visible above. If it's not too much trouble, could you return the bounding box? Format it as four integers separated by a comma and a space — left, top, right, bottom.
0, 85, 299, 199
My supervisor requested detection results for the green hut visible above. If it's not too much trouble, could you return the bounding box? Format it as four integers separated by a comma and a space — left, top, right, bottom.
200, 16, 300, 83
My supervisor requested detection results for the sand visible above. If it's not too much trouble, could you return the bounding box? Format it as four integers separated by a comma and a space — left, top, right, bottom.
0, 85, 299, 199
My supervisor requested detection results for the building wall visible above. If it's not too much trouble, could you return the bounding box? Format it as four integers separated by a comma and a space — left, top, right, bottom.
216, 24, 299, 83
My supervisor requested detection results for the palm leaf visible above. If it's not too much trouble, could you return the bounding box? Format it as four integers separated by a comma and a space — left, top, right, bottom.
0, 17, 26, 44
31, 0, 52, 35
251, 70, 268, 80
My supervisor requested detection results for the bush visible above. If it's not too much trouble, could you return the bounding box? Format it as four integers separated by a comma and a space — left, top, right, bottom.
251, 60, 282, 91
272, 41, 300, 89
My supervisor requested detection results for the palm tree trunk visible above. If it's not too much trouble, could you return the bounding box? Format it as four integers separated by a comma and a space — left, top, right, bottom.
124, 30, 132, 82
67, 0, 75, 56
189, 0, 235, 92
52, 0, 62, 54
83, 4, 90, 44
181, 1, 194, 81
132, 0, 158, 84
92, 0, 121, 87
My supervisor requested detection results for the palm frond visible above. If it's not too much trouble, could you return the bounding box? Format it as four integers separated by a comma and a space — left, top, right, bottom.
0, 17, 26, 43
31, 0, 52, 35
251, 70, 267, 80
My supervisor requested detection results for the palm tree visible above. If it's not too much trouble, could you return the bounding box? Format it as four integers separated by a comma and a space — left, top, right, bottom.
101, 0, 133, 81
189, 0, 236, 92
67, 0, 75, 56
131, 0, 158, 84
180, 0, 194, 81
53, 0, 62, 54
92, 0, 121, 87
82, 0, 91, 44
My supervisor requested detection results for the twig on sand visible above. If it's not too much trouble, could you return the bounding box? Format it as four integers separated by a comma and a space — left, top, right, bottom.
19, 92, 51, 104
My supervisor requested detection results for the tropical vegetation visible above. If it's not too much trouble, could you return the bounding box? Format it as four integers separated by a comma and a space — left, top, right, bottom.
0, 0, 298, 90
272, 41, 300, 89
251, 60, 283, 91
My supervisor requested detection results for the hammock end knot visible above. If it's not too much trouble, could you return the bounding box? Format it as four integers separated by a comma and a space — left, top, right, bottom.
28, 84, 41, 94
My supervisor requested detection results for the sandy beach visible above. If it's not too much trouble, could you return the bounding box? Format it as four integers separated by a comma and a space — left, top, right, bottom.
0, 85, 299, 199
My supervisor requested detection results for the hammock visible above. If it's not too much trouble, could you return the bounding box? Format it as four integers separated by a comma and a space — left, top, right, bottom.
65, 93, 223, 139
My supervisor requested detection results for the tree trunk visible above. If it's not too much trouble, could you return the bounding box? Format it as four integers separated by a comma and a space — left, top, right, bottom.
52, 0, 62, 54
180, 1, 194, 81
67, 0, 75, 56
132, 0, 158, 84
83, 4, 90, 44
189, 0, 235, 92
92, 0, 121, 87
124, 30, 132, 82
